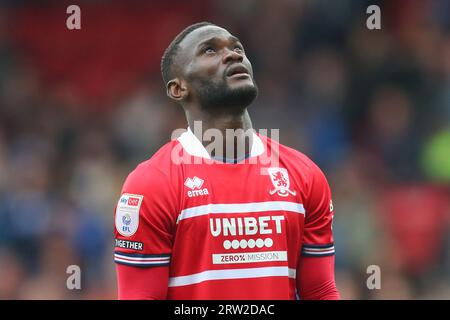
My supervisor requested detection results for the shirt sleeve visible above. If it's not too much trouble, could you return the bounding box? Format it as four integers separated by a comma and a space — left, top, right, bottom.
297, 255, 340, 300
301, 161, 335, 257
297, 160, 339, 300
116, 265, 169, 300
114, 163, 178, 268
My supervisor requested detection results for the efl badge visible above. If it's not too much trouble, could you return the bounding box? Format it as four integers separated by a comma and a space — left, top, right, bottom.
115, 193, 143, 237
268, 167, 296, 197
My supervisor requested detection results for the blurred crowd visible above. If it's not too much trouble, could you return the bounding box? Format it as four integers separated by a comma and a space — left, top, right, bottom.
0, 0, 449, 299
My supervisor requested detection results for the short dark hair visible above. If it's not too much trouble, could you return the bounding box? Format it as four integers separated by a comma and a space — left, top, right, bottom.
161, 22, 215, 85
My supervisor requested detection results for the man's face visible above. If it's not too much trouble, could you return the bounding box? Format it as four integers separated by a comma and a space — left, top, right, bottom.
176, 25, 258, 110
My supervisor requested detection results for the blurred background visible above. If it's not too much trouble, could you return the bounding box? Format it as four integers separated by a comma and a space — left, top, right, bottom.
0, 0, 449, 299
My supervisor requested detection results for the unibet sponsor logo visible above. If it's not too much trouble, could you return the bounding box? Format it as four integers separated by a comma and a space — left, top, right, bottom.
209, 215, 285, 237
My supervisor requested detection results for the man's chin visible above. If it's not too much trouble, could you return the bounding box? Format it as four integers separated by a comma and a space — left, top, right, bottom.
196, 78, 258, 111
226, 84, 258, 108
227, 77, 257, 94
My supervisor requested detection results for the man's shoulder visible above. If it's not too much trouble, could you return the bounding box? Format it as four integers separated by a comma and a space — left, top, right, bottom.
261, 135, 331, 196
140, 139, 179, 170
260, 134, 320, 174
123, 139, 180, 190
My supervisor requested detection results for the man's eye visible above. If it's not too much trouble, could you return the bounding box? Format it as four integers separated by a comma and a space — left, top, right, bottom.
204, 47, 215, 54
234, 46, 244, 53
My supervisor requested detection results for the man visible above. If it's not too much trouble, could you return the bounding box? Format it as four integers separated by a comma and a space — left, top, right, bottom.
114, 22, 340, 300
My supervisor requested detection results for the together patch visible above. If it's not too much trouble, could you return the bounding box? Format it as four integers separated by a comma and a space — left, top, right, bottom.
115, 239, 144, 251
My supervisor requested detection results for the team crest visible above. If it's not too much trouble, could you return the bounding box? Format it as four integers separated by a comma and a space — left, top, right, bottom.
115, 193, 143, 237
268, 167, 296, 197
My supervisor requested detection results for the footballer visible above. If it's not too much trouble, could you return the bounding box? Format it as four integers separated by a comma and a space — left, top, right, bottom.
114, 22, 340, 300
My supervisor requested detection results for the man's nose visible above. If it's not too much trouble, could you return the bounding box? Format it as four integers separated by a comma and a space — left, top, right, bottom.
222, 48, 244, 64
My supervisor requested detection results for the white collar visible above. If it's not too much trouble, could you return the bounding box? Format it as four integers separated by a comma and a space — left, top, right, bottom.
177, 127, 264, 160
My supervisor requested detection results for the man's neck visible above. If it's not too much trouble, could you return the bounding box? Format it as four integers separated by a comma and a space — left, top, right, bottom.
186, 108, 254, 161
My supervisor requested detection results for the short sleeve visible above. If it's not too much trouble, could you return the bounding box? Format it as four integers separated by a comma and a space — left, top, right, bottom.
301, 162, 335, 257
114, 163, 178, 267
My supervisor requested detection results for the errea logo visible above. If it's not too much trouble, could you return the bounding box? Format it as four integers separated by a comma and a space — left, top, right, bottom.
184, 176, 209, 198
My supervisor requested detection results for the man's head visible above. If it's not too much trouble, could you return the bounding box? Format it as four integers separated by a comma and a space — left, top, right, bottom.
161, 22, 258, 114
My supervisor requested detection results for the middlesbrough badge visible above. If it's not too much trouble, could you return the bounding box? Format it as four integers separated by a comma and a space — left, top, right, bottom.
268, 167, 296, 197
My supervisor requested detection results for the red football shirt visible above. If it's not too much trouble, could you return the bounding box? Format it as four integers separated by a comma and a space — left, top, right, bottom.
114, 128, 336, 299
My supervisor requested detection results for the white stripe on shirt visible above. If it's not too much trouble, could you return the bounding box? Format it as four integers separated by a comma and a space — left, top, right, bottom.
168, 266, 296, 287
177, 201, 305, 223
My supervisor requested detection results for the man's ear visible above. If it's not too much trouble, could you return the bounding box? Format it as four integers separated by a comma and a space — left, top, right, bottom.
167, 78, 188, 102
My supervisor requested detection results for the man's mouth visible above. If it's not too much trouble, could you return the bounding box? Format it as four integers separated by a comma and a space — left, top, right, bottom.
226, 64, 250, 78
